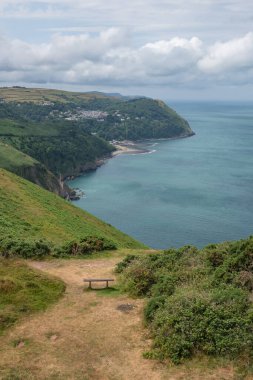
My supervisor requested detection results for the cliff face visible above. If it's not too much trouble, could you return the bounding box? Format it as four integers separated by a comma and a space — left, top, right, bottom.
0, 142, 70, 197
17, 163, 70, 198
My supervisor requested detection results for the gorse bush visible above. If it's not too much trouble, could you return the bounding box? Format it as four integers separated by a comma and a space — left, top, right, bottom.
54, 236, 116, 257
0, 237, 51, 259
151, 287, 252, 363
118, 237, 253, 365
0, 235, 116, 259
115, 254, 137, 273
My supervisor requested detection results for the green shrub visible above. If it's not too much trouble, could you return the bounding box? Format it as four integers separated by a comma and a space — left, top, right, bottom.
151, 287, 252, 363
115, 254, 137, 273
54, 236, 116, 257
118, 236, 253, 365
150, 274, 176, 297
0, 235, 116, 259
121, 258, 156, 297
144, 296, 166, 323
0, 237, 51, 259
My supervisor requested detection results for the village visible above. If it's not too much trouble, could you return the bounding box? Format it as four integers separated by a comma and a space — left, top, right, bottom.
49, 108, 146, 123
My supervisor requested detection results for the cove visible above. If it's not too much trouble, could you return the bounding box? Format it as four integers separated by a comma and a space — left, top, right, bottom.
68, 102, 253, 249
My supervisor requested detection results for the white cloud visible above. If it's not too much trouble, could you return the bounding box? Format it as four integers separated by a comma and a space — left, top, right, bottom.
0, 29, 253, 89
140, 37, 202, 76
198, 33, 253, 74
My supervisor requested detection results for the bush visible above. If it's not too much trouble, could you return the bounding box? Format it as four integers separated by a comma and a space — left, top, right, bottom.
0, 237, 51, 259
54, 236, 116, 257
121, 258, 156, 297
150, 274, 176, 297
115, 254, 137, 273
151, 287, 252, 363
0, 235, 116, 259
144, 296, 166, 323
117, 237, 253, 365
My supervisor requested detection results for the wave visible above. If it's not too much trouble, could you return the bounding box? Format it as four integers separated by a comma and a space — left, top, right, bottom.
132, 149, 157, 156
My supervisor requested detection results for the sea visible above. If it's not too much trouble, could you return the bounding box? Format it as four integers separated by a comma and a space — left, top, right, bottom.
67, 102, 253, 249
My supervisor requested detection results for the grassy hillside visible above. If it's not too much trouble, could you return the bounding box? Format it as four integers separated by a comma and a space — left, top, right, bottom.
0, 142, 69, 196
0, 169, 145, 251
0, 141, 36, 169
0, 259, 65, 333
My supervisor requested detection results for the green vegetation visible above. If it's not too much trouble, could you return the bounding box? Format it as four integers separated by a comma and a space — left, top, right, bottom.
0, 141, 36, 169
83, 98, 193, 141
0, 88, 193, 193
0, 141, 69, 196
0, 169, 145, 255
117, 238, 253, 369
0, 99, 115, 177
0, 259, 65, 333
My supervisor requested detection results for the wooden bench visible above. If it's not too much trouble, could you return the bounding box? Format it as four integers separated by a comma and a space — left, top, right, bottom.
83, 278, 114, 289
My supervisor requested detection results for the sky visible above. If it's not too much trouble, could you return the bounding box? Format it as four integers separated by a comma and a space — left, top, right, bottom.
0, 0, 253, 101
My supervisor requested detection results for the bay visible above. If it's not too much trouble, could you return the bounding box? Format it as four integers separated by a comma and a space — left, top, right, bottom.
68, 102, 253, 249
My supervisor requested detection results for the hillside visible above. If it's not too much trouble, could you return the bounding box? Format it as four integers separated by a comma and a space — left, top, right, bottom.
0, 87, 193, 191
0, 142, 69, 196
0, 100, 115, 182
0, 169, 145, 252
0, 87, 193, 141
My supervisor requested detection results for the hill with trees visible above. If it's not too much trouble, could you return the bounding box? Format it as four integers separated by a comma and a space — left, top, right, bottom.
0, 87, 193, 195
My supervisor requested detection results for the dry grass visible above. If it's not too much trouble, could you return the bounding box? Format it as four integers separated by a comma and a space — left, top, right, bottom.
0, 256, 240, 380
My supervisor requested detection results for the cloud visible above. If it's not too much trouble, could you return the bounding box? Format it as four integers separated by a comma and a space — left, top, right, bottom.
140, 37, 203, 76
198, 33, 253, 74
0, 29, 252, 89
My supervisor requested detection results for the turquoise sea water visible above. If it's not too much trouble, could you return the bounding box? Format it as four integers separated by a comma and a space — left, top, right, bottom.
68, 102, 253, 249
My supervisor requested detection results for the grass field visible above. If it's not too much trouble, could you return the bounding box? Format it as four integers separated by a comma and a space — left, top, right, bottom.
0, 118, 60, 137
0, 87, 110, 104
0, 259, 65, 334
0, 169, 145, 249
0, 142, 37, 170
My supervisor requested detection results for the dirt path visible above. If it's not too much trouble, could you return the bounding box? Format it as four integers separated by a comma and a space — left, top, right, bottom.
0, 258, 235, 380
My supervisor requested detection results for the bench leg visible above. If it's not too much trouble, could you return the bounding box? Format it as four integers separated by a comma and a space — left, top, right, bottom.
106, 281, 109, 288
89, 281, 92, 289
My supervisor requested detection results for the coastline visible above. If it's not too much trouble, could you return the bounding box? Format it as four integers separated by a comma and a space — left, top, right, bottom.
112, 142, 150, 156
111, 132, 195, 156
65, 132, 195, 199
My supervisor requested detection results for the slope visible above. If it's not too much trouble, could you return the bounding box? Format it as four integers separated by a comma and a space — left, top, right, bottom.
0, 169, 145, 249
0, 142, 68, 196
